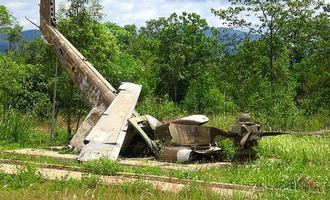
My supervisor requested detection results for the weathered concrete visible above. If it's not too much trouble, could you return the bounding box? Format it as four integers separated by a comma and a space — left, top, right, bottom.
4, 148, 232, 170
0, 162, 254, 197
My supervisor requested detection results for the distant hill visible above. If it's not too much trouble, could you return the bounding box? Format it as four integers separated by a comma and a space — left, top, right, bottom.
205, 27, 259, 54
0, 29, 42, 52
21, 29, 42, 41
0, 28, 258, 53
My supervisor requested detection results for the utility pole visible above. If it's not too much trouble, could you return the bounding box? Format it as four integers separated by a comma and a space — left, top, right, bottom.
50, 59, 58, 139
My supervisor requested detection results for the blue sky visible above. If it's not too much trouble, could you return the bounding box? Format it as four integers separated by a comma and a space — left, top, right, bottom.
0, 0, 232, 30
1, 0, 329, 31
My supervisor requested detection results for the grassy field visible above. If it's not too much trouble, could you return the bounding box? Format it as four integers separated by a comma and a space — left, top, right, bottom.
0, 113, 329, 199
0, 134, 329, 199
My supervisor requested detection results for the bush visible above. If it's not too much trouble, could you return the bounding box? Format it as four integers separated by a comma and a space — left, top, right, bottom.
183, 73, 237, 115
137, 96, 186, 120
0, 110, 69, 147
217, 138, 236, 161
247, 85, 301, 130
0, 111, 32, 144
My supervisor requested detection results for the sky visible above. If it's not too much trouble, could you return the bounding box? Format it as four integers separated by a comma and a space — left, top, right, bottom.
0, 0, 232, 30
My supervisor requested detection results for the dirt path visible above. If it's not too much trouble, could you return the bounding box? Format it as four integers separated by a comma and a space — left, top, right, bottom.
0, 160, 256, 198
4, 148, 232, 170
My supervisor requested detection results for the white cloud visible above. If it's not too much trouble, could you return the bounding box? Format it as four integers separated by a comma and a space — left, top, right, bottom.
102, 0, 230, 27
0, 0, 66, 30
1, 0, 329, 30
0, 0, 229, 30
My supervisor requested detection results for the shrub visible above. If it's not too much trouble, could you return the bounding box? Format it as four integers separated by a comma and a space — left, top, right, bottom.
183, 73, 237, 115
137, 96, 186, 120
0, 111, 32, 144
218, 138, 236, 161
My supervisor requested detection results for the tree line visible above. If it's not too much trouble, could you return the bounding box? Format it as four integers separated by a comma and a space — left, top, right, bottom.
0, 0, 329, 134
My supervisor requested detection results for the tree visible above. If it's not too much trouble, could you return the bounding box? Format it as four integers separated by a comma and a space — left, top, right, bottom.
6, 23, 22, 50
0, 55, 24, 121
0, 5, 11, 29
55, 0, 119, 134
294, 27, 330, 115
212, 0, 330, 80
139, 12, 223, 102
211, 0, 330, 122
0, 5, 22, 51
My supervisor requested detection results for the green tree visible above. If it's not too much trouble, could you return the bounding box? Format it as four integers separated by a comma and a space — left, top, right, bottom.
183, 73, 237, 114
139, 12, 223, 102
0, 55, 24, 121
0, 5, 22, 51
0, 5, 11, 29
295, 40, 330, 115
211, 0, 330, 125
6, 23, 22, 50
212, 0, 329, 79
55, 0, 119, 134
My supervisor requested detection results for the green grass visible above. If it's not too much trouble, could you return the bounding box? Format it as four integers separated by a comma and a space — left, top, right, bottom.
0, 113, 329, 199
0, 135, 329, 199
0, 161, 326, 199
0, 167, 231, 200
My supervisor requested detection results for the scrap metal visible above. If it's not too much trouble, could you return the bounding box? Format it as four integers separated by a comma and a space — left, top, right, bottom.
39, 0, 327, 163
78, 83, 141, 161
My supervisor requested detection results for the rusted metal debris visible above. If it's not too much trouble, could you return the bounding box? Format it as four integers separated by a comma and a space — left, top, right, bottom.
69, 105, 104, 151
39, 0, 329, 163
170, 115, 209, 125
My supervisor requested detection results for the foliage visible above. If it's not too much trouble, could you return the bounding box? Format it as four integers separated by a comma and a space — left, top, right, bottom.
212, 0, 330, 121
0, 110, 70, 147
0, 111, 32, 144
0, 5, 22, 50
294, 40, 330, 115
183, 73, 237, 114
0, 0, 329, 142
0, 165, 41, 189
0, 5, 12, 29
137, 96, 186, 120
82, 159, 120, 175
218, 138, 236, 161
139, 12, 223, 102
56, 0, 120, 134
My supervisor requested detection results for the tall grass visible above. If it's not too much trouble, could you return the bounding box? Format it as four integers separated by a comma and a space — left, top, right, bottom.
0, 111, 32, 144
0, 110, 70, 148
0, 165, 41, 189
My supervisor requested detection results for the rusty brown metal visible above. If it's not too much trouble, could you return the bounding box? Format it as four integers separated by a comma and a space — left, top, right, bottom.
40, 14, 117, 109
155, 123, 229, 146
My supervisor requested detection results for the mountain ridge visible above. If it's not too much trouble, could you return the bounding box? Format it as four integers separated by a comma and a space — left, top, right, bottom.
0, 28, 257, 53
0, 30, 42, 52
